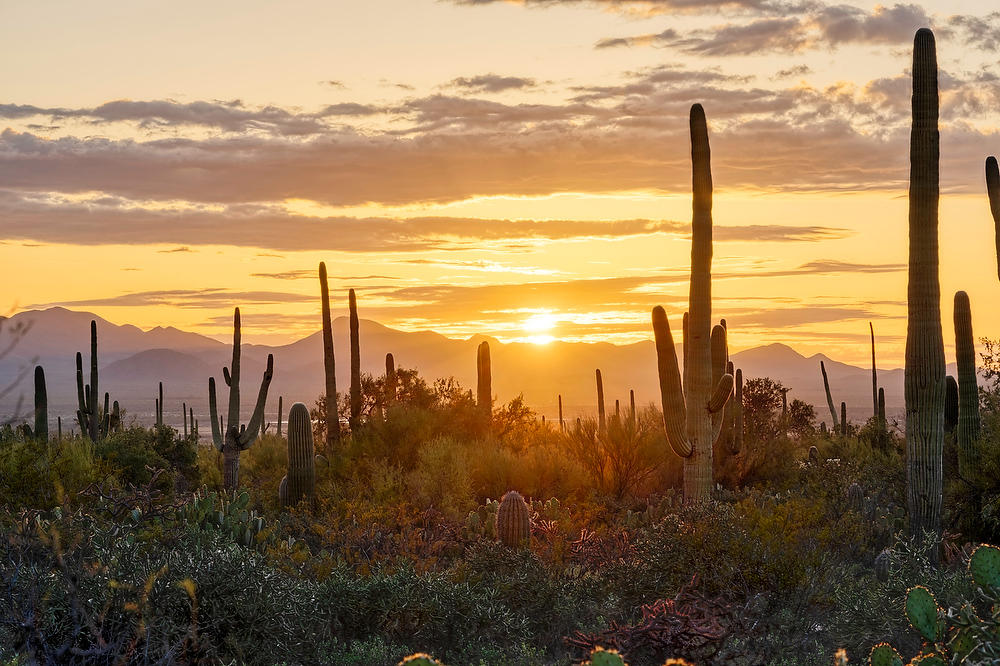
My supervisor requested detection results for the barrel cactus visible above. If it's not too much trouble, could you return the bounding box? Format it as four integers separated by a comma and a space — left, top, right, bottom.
280, 402, 316, 508
496, 490, 530, 548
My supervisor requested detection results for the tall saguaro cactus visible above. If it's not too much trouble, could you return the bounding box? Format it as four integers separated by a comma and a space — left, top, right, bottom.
385, 353, 396, 405
870, 322, 878, 418
905, 28, 945, 539
558, 394, 564, 431
349, 288, 361, 430
279, 402, 316, 508
820, 361, 839, 432
33, 366, 47, 441
477, 341, 492, 416
987, 157, 1000, 279
76, 320, 112, 442
319, 262, 339, 447
596, 369, 606, 433
208, 308, 275, 491
652, 104, 734, 502
953, 290, 980, 477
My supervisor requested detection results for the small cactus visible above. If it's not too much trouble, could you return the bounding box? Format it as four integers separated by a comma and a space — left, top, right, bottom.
905, 585, 940, 642
496, 490, 530, 548
869, 643, 903, 666
808, 445, 820, 464
33, 365, 47, 442
969, 544, 1000, 590
397, 655, 442, 666
847, 483, 864, 512
874, 550, 891, 582
585, 648, 626, 666
280, 402, 316, 508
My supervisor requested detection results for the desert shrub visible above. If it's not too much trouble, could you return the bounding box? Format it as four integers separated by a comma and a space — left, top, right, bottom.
0, 435, 100, 508
407, 437, 475, 520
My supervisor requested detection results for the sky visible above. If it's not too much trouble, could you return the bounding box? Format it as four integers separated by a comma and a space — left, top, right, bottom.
2, 0, 999, 365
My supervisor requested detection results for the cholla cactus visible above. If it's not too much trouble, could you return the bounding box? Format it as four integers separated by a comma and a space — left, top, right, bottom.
496, 490, 530, 548
651, 104, 734, 502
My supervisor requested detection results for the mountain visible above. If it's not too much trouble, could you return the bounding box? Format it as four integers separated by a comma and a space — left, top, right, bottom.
0, 307, 928, 432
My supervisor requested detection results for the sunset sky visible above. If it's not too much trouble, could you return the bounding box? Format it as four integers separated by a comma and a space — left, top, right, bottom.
2, 0, 1000, 365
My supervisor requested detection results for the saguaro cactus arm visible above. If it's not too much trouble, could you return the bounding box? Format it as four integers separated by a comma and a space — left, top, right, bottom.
652, 306, 692, 458
953, 290, 980, 475
225, 308, 242, 431
237, 354, 274, 450
209, 376, 223, 451
820, 361, 840, 430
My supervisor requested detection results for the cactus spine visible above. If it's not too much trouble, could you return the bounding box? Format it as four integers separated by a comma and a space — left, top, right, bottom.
477, 341, 492, 416
349, 288, 361, 430
208, 307, 275, 491
987, 156, 1000, 279
820, 361, 839, 432
652, 104, 734, 502
596, 369, 606, 433
905, 28, 945, 540
280, 402, 316, 508
33, 365, 47, 441
319, 262, 339, 446
496, 490, 530, 548
953, 290, 980, 476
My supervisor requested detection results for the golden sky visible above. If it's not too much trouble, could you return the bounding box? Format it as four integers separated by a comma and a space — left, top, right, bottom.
2, 0, 999, 365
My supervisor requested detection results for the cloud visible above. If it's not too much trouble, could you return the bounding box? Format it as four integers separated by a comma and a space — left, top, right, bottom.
0, 192, 849, 250
772, 65, 813, 80
448, 0, 815, 17
591, 4, 1000, 56
447, 74, 538, 92
33, 289, 314, 310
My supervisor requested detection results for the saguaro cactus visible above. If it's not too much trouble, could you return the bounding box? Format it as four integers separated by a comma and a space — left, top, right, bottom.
33, 365, 47, 442
841, 402, 848, 438
945, 375, 958, 434
208, 308, 275, 491
156, 382, 164, 427
905, 28, 945, 539
477, 341, 492, 416
558, 394, 564, 431
385, 353, 396, 405
987, 156, 1000, 279
277, 396, 283, 437
349, 288, 361, 430
652, 104, 734, 502
953, 290, 980, 476
280, 402, 316, 508
870, 322, 879, 418
76, 320, 112, 442
820, 361, 839, 432
713, 320, 743, 455
319, 262, 339, 446
596, 369, 606, 433
496, 490, 530, 548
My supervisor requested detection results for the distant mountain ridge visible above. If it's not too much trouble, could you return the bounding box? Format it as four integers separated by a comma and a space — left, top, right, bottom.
1, 307, 930, 432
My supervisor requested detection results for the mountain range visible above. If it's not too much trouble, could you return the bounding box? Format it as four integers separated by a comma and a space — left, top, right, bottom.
1, 307, 941, 434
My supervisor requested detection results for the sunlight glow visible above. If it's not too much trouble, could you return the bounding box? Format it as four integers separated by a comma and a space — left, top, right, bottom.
522, 312, 558, 333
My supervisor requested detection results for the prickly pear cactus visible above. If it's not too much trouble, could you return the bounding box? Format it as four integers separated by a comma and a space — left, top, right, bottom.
397, 655, 442, 666
969, 544, 1000, 590
869, 643, 903, 666
905, 585, 940, 642
585, 648, 626, 666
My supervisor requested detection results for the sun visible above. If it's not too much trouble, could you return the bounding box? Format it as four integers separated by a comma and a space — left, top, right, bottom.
521, 312, 558, 344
